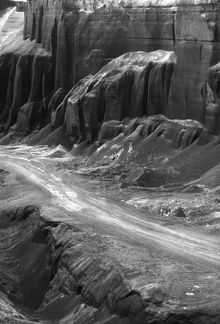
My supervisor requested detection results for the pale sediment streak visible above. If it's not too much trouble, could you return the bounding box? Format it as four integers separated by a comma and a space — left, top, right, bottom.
0, 7, 16, 35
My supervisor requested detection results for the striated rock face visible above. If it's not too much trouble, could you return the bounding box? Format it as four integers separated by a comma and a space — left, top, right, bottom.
0, 9, 55, 133
58, 50, 176, 144
1, 0, 220, 143
24, 0, 131, 89
168, 0, 220, 129
23, 0, 220, 132
2, 2, 220, 323
205, 63, 220, 134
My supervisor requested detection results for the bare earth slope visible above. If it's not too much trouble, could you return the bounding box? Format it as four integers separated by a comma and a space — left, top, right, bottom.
1, 145, 220, 323
2, 1, 220, 323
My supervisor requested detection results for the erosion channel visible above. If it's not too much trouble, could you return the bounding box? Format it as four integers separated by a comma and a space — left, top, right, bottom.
1, 0, 220, 323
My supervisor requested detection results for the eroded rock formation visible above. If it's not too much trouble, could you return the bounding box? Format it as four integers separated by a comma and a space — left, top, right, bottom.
56, 50, 176, 144
0, 0, 14, 10
2, 1, 220, 323
0, 0, 220, 146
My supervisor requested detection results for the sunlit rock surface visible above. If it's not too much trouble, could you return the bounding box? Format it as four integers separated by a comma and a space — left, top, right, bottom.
55, 50, 175, 144
0, 0, 220, 143
1, 145, 220, 323
2, 1, 220, 323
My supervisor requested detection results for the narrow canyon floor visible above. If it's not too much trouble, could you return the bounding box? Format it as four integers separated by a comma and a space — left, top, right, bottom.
1, 144, 220, 323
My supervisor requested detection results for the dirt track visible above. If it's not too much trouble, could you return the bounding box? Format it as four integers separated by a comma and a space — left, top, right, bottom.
1, 145, 220, 321
1, 146, 220, 266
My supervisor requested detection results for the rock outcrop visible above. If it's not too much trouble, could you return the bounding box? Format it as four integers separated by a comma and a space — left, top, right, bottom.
74, 113, 220, 189
2, 2, 220, 323
1, 0, 220, 144
0, 0, 14, 10
57, 50, 176, 144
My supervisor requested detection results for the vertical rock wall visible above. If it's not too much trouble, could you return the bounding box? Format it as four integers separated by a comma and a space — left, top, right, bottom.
1, 0, 220, 143
0, 1, 14, 10
24, 0, 131, 91
168, 1, 220, 132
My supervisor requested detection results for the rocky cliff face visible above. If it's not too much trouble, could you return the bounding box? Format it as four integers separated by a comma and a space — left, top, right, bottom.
0, 0, 14, 10
0, 0, 220, 145
2, 2, 220, 324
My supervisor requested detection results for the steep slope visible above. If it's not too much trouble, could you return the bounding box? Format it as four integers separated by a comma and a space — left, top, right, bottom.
25, 50, 175, 145
0, 0, 14, 10
0, 0, 220, 146
2, 1, 220, 323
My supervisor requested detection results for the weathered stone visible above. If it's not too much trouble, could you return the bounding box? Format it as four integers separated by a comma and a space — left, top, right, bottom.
168, 40, 220, 127
0, 1, 14, 10
16, 101, 42, 135
98, 121, 124, 145
61, 51, 176, 144
205, 63, 220, 134
1, 0, 220, 144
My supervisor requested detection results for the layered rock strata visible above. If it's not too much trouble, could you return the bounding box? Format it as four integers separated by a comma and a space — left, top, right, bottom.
20, 0, 220, 132
0, 0, 220, 146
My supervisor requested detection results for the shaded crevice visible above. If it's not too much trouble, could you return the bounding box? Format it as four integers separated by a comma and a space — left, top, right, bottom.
141, 63, 154, 117
161, 63, 166, 90
144, 122, 160, 137
36, 6, 44, 44
86, 80, 98, 94
0, 204, 40, 226
30, 13, 36, 41
21, 54, 34, 104
0, 53, 13, 111
0, 56, 16, 124
51, 18, 58, 65
0, 205, 52, 312
97, 85, 106, 125
172, 10, 176, 47
166, 62, 174, 105
187, 128, 203, 146
78, 98, 87, 142
115, 289, 141, 302
120, 72, 135, 120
